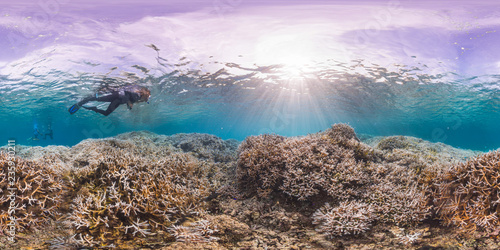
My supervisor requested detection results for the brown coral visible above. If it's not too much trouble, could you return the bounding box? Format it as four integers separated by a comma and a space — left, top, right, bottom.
237, 124, 370, 201
65, 148, 212, 246
432, 150, 500, 233
0, 132, 241, 248
0, 152, 68, 235
236, 124, 430, 236
236, 134, 287, 198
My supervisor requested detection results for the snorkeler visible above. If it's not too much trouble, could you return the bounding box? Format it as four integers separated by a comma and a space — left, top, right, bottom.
43, 124, 53, 140
32, 125, 41, 140
68, 85, 151, 116
27, 123, 41, 141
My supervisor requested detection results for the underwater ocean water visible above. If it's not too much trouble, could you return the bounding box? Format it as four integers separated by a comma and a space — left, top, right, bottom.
0, 0, 499, 151
3, 1, 500, 249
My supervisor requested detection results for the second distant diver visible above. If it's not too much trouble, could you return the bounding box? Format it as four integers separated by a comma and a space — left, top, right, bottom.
43, 124, 53, 140
68, 85, 151, 116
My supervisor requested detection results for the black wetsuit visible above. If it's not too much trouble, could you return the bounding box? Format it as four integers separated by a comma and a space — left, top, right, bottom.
77, 86, 142, 116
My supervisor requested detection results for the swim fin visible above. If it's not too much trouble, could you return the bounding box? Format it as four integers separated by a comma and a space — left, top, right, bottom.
68, 104, 80, 114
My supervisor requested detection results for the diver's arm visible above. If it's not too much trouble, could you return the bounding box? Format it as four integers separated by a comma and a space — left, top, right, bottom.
124, 90, 140, 110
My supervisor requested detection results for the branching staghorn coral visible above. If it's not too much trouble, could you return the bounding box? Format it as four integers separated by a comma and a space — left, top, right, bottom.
312, 201, 375, 236
237, 134, 287, 197
366, 163, 430, 226
2, 132, 236, 248
237, 124, 431, 236
237, 124, 370, 200
279, 137, 371, 200
167, 219, 219, 243
65, 144, 213, 246
0, 153, 68, 234
373, 135, 479, 171
432, 150, 500, 233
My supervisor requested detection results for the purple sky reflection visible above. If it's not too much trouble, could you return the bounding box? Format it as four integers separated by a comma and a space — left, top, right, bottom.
0, 0, 499, 76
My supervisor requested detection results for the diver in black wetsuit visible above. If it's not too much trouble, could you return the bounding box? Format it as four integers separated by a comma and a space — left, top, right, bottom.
68, 85, 151, 116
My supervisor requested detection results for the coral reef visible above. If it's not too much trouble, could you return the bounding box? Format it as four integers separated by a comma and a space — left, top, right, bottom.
65, 142, 214, 246
167, 133, 239, 163
2, 125, 500, 249
0, 132, 239, 248
0, 153, 68, 235
312, 201, 375, 236
113, 131, 239, 163
236, 124, 374, 200
237, 124, 430, 236
432, 150, 500, 233
367, 135, 480, 167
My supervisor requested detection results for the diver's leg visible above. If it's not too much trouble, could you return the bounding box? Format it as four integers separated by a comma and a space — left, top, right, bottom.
78, 91, 117, 106
77, 96, 97, 106
69, 96, 97, 114
96, 92, 118, 102
102, 99, 121, 116
83, 99, 121, 116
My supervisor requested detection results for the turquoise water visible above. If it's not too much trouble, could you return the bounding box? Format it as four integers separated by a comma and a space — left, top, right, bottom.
1, 1, 500, 151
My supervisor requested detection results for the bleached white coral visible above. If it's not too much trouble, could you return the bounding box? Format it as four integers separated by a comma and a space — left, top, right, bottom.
167, 219, 219, 243
312, 201, 375, 236
391, 227, 423, 245
64, 146, 212, 245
